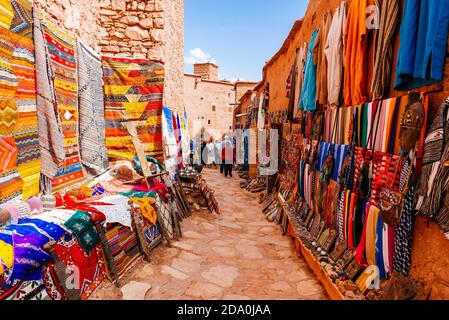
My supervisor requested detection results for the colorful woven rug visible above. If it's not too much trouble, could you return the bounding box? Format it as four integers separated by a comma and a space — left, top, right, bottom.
102, 57, 164, 162
101, 222, 142, 280
77, 41, 108, 176
41, 18, 86, 193
0, 0, 40, 203
52, 234, 106, 300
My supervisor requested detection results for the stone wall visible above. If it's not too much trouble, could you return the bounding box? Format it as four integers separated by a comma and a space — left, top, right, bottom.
35, 0, 102, 52
184, 74, 235, 140
36, 0, 185, 113
162, 0, 184, 113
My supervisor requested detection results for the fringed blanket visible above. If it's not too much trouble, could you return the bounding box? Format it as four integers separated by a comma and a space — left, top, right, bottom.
102, 57, 164, 162
0, 0, 40, 203
77, 41, 108, 176
40, 18, 86, 193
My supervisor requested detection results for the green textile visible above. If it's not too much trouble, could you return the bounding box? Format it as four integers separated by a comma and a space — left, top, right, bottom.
64, 211, 100, 254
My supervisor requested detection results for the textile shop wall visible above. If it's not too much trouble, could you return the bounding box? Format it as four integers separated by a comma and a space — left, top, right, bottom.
37, 0, 185, 113
261, 0, 449, 299
98, 0, 185, 113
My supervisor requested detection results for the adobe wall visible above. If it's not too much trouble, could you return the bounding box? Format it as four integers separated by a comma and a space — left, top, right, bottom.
184, 75, 236, 140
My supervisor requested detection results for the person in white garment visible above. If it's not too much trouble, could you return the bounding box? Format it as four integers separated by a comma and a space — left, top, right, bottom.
206, 138, 216, 167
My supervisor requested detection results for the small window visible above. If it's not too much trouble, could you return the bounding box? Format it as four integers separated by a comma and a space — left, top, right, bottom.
208, 120, 211, 125
227, 106, 233, 113
211, 104, 217, 112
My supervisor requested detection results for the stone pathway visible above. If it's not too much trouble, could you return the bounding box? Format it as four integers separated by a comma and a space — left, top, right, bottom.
91, 168, 328, 300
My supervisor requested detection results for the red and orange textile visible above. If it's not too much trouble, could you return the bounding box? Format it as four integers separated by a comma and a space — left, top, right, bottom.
40, 18, 86, 193
0, 0, 40, 203
51, 235, 106, 300
102, 57, 164, 162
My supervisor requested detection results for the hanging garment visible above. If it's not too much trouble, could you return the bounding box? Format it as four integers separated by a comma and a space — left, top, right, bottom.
294, 42, 308, 119
332, 144, 350, 183
393, 157, 415, 276
395, 0, 449, 91
371, 0, 400, 99
257, 92, 265, 130
366, 204, 379, 266
416, 98, 449, 239
355, 202, 371, 266
77, 40, 108, 176
337, 189, 346, 241
325, 1, 347, 108
287, 58, 298, 121
316, 11, 332, 107
343, 0, 370, 107
375, 214, 387, 279
299, 29, 319, 111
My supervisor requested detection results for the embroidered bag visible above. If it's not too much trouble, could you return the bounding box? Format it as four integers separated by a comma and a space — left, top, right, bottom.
379, 148, 415, 227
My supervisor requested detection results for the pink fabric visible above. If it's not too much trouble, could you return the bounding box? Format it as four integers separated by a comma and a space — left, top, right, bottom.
354, 202, 371, 267
26, 197, 43, 215
1, 203, 19, 224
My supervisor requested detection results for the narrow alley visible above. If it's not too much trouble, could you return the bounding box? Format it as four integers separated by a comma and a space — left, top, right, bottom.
91, 168, 327, 300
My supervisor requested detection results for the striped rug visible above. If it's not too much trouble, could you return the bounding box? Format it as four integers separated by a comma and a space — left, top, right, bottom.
102, 57, 164, 162
0, 0, 40, 203
40, 17, 86, 193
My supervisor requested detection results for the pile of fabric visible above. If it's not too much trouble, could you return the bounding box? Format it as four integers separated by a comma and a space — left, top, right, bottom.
0, 162, 166, 300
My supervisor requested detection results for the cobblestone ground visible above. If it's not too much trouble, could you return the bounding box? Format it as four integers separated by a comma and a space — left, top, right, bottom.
91, 168, 328, 300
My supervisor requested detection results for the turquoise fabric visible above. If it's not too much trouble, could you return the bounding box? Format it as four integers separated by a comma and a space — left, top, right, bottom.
395, 0, 449, 90
299, 29, 319, 111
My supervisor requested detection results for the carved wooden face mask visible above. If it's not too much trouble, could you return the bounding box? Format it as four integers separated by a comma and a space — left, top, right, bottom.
400, 94, 425, 154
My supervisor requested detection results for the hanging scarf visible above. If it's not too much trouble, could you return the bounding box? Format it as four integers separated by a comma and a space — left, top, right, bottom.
366, 204, 379, 266
416, 98, 449, 238
376, 214, 386, 279
371, 0, 400, 99
394, 156, 415, 276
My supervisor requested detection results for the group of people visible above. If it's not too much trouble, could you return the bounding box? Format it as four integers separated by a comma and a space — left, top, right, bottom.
190, 135, 237, 178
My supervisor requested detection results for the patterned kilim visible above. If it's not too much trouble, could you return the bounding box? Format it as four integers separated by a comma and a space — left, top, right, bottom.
52, 234, 106, 300
102, 57, 164, 162
0, 0, 40, 203
102, 222, 142, 280
41, 18, 86, 192
77, 41, 108, 176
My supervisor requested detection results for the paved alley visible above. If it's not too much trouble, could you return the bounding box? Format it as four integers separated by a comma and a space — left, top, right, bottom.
91, 169, 327, 300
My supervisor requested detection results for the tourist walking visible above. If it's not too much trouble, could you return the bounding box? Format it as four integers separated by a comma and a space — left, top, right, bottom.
222, 139, 235, 178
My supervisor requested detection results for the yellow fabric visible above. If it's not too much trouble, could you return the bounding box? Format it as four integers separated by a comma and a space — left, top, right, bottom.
366, 205, 379, 266
0, 240, 13, 276
131, 198, 157, 225
0, 0, 14, 29
17, 159, 40, 200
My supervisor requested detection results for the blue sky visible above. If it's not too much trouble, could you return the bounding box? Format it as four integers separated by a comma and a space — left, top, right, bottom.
184, 0, 309, 82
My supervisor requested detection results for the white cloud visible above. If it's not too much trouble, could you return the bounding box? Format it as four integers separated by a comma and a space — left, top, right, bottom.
228, 77, 246, 83
185, 48, 217, 65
